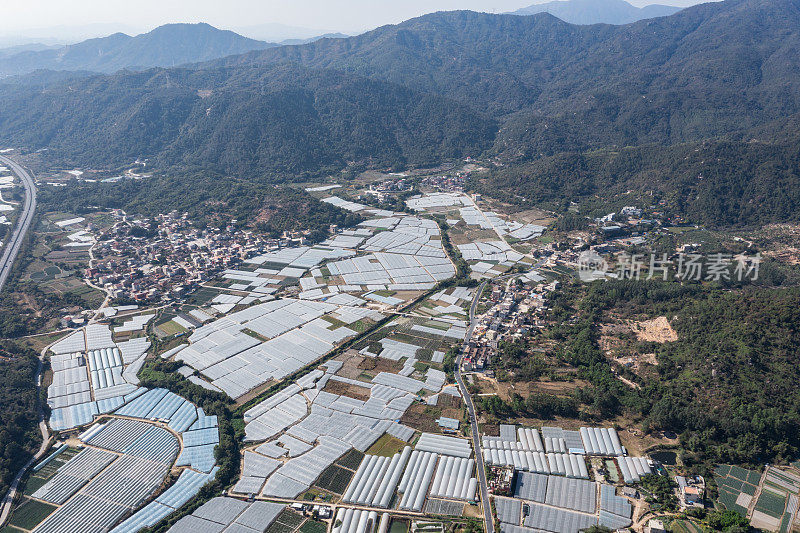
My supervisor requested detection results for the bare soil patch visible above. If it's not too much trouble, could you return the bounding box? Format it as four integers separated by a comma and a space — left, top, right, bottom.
322, 380, 372, 401
631, 316, 677, 343
473, 374, 586, 401
511, 208, 556, 226
235, 379, 276, 406
357, 355, 402, 374
334, 350, 367, 380
600, 317, 670, 377
450, 228, 498, 245
401, 403, 442, 433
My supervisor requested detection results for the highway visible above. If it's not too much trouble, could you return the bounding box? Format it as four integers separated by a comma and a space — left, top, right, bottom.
0, 155, 37, 293
456, 278, 494, 533
0, 155, 45, 529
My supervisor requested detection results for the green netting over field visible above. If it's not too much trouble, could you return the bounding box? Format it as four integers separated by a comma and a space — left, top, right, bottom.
741, 482, 758, 496
755, 488, 787, 519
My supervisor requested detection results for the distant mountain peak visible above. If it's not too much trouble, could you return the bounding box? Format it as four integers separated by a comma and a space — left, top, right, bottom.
511, 0, 683, 25
0, 23, 274, 77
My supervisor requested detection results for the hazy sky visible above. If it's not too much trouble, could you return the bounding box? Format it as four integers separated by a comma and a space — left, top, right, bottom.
0, 0, 711, 40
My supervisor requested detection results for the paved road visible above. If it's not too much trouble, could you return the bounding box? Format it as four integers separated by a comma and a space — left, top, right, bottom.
455, 269, 536, 533
0, 155, 37, 293
0, 155, 47, 528
455, 279, 494, 533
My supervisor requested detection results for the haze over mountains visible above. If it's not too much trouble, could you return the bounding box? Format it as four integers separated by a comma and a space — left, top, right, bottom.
0, 0, 798, 207
511, 0, 682, 24
0, 23, 274, 77
231, 22, 347, 44
0, 0, 690, 78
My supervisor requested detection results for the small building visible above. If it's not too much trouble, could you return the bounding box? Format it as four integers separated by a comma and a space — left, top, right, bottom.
622, 486, 640, 499
313, 505, 332, 519
599, 225, 623, 237
684, 486, 703, 506
676, 475, 706, 507
487, 465, 515, 496
436, 417, 460, 431
647, 519, 666, 533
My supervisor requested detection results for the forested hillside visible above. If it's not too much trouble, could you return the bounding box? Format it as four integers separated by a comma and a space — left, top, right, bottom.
0, 344, 40, 498
0, 63, 494, 176
219, 0, 800, 150
472, 137, 800, 227
38, 174, 362, 238
568, 282, 800, 465
0, 0, 799, 226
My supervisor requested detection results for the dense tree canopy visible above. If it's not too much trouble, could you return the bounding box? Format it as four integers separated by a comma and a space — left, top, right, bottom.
0, 344, 41, 498
551, 280, 800, 465
38, 174, 362, 237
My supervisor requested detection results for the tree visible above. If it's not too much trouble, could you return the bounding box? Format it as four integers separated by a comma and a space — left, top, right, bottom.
706, 509, 750, 532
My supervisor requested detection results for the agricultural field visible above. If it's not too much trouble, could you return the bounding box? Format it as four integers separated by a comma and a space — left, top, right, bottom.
299, 520, 328, 533
336, 449, 366, 471
670, 519, 703, 533
23, 447, 82, 495
366, 434, 409, 458
2, 212, 107, 332
353, 315, 461, 365
182, 286, 221, 306
1, 499, 57, 531
153, 318, 188, 337
265, 509, 305, 533
716, 464, 800, 532
315, 464, 356, 495
755, 488, 787, 518
715, 464, 760, 516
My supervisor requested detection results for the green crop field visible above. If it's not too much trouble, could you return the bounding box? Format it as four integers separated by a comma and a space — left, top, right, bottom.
755, 488, 787, 518
315, 464, 354, 494
336, 449, 364, 471
715, 463, 762, 517
741, 482, 758, 495
717, 487, 748, 516
23, 473, 50, 495
299, 519, 328, 533
184, 286, 220, 305
6, 499, 57, 531
155, 319, 188, 336
747, 471, 763, 485
779, 512, 793, 533
729, 466, 752, 482
671, 519, 702, 533
266, 509, 305, 533
367, 434, 408, 458
24, 447, 80, 495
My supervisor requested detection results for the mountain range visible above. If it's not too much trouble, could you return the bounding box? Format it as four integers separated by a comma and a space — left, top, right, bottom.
0, 23, 274, 77
208, 0, 800, 147
511, 0, 682, 24
0, 0, 799, 225
231, 22, 346, 43
0, 43, 60, 59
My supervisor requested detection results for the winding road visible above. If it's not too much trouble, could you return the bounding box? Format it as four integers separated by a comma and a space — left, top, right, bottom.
0, 155, 37, 293
456, 278, 495, 533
